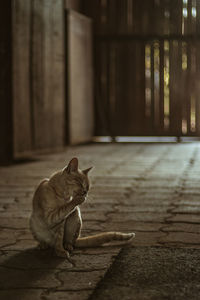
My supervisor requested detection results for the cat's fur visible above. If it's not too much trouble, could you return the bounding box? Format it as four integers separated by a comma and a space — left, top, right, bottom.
30, 157, 135, 259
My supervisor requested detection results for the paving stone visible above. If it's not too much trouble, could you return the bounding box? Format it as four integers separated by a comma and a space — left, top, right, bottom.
103, 222, 164, 232
0, 143, 200, 299
43, 290, 92, 300
132, 232, 165, 246
114, 205, 170, 213
169, 214, 200, 224
162, 223, 200, 233
159, 232, 200, 245
173, 206, 200, 213
108, 212, 170, 223
1, 239, 37, 250
57, 270, 105, 290
0, 249, 115, 272
0, 266, 60, 289
0, 217, 29, 229
0, 289, 45, 300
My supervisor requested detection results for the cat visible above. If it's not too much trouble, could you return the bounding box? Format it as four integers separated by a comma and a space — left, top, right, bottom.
30, 157, 135, 261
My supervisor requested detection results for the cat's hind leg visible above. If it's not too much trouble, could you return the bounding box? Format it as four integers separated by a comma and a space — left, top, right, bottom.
54, 223, 70, 258
63, 207, 82, 253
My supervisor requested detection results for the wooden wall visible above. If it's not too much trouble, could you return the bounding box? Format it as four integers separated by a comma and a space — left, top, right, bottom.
0, 1, 13, 164
84, 0, 200, 138
66, 10, 94, 144
13, 0, 65, 157
65, 0, 82, 11
0, 0, 94, 164
13, 0, 32, 156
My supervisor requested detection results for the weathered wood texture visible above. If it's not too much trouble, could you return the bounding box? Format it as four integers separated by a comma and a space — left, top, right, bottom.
65, 0, 82, 11
66, 10, 94, 144
13, 0, 65, 157
84, 0, 200, 137
0, 1, 13, 164
32, 0, 65, 150
13, 0, 32, 156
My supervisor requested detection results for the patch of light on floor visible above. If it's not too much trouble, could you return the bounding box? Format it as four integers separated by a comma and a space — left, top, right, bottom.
93, 136, 200, 143
93, 136, 112, 142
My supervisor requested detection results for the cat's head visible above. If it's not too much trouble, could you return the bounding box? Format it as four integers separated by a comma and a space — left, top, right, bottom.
63, 157, 93, 196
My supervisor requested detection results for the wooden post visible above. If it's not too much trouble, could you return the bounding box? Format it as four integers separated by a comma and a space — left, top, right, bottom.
0, 1, 13, 164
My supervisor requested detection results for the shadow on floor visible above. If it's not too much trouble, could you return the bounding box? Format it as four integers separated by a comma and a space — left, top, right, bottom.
0, 248, 65, 300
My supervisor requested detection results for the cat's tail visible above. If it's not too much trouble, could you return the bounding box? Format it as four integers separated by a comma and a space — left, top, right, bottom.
75, 232, 135, 248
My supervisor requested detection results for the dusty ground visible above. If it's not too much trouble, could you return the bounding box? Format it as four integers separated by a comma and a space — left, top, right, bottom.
0, 143, 200, 299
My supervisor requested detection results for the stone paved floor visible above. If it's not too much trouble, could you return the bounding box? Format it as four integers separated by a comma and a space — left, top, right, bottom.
0, 143, 200, 299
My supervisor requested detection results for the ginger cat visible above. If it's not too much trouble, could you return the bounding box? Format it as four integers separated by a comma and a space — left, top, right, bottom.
30, 158, 135, 260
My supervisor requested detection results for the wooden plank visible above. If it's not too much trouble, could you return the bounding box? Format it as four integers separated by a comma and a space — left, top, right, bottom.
169, 40, 182, 136
170, 0, 182, 35
159, 40, 164, 132
181, 41, 189, 136
12, 0, 32, 157
134, 41, 146, 135
195, 41, 200, 134
32, 0, 65, 149
94, 41, 109, 136
186, 43, 191, 135
67, 10, 94, 144
0, 1, 13, 164
150, 41, 155, 133
84, 0, 200, 137
65, 0, 81, 11
197, 0, 200, 34
108, 42, 116, 137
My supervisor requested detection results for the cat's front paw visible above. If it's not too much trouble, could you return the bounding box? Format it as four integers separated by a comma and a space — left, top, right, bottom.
55, 248, 76, 266
55, 248, 70, 258
72, 192, 86, 205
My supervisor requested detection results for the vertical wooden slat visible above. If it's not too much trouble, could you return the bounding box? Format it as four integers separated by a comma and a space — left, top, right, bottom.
170, 0, 182, 35
114, 41, 128, 135
153, 40, 160, 131
95, 41, 110, 136
169, 40, 182, 135
126, 41, 136, 135
32, 0, 65, 149
186, 43, 191, 134
159, 40, 164, 132
13, 0, 32, 157
150, 42, 155, 134
136, 41, 146, 134
86, 0, 200, 138
181, 41, 188, 136
195, 41, 200, 134
65, 0, 81, 11
187, 0, 192, 35
0, 1, 13, 164
197, 0, 200, 34
67, 10, 94, 144
108, 41, 117, 136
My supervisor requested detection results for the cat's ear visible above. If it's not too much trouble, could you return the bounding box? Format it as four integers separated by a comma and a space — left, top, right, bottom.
82, 166, 93, 175
65, 157, 79, 173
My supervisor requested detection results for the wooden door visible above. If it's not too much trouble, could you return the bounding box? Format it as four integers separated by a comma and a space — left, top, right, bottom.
84, 0, 200, 137
66, 10, 94, 144
12, 0, 65, 158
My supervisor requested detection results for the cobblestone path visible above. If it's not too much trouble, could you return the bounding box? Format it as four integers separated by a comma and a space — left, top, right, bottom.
0, 143, 200, 299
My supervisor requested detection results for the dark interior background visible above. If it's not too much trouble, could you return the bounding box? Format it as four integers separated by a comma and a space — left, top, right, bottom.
1, 0, 200, 164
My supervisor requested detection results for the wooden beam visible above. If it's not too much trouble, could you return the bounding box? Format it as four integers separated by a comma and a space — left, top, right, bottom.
0, 1, 13, 164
